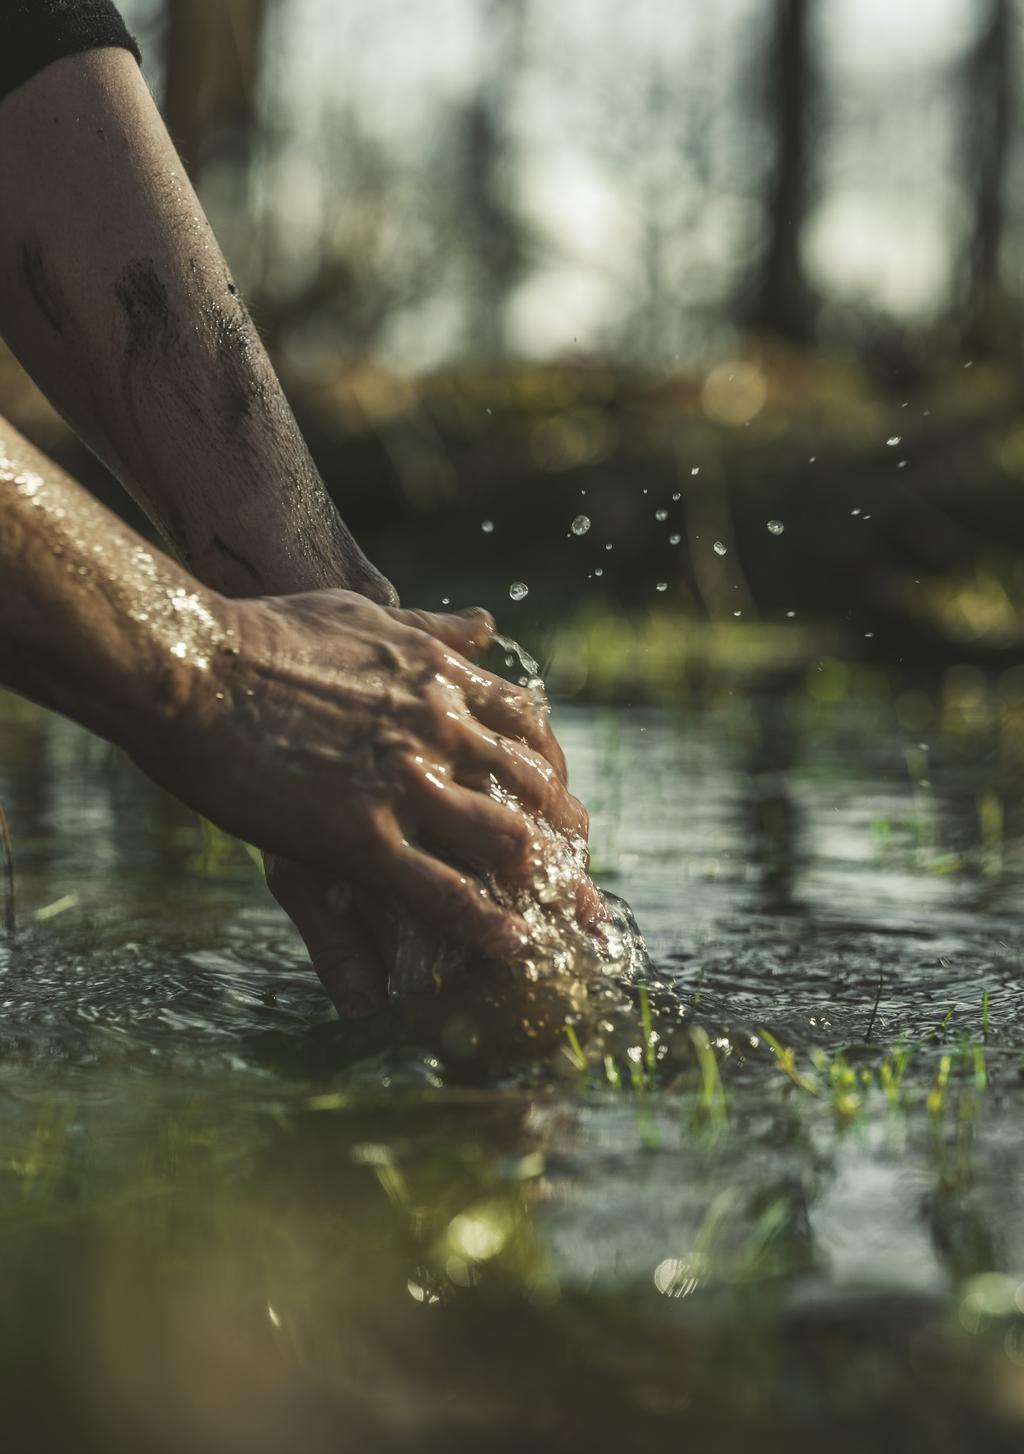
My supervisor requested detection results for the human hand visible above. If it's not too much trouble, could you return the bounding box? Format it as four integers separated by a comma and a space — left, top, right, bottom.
136, 590, 601, 981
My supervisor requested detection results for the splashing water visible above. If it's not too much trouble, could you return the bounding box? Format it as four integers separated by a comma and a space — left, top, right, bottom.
389, 634, 649, 1031
571, 515, 591, 536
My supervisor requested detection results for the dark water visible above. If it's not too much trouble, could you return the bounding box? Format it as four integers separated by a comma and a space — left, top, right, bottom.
1, 676, 1024, 1453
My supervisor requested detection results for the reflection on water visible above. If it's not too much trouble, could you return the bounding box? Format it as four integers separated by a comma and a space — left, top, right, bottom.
1, 679, 1023, 1451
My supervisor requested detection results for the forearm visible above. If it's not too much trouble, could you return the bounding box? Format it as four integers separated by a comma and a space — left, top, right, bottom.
0, 49, 388, 602
0, 415, 218, 749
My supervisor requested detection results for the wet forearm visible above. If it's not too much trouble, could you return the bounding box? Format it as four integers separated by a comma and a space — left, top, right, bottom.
0, 416, 218, 749
0, 49, 388, 602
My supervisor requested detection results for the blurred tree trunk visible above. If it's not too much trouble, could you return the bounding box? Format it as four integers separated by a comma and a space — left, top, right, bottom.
458, 0, 530, 359
744, 0, 817, 346
162, 0, 268, 278
960, 0, 1016, 355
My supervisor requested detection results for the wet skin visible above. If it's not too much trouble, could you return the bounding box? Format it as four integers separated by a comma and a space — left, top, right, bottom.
0, 51, 600, 1009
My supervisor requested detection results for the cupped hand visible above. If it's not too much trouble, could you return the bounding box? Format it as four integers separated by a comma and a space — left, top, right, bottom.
141, 590, 601, 981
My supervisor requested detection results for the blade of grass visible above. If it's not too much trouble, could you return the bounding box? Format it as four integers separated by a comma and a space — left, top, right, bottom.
0, 801, 14, 934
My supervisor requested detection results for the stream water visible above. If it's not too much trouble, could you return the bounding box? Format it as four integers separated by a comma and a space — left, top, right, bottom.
1, 673, 1023, 1452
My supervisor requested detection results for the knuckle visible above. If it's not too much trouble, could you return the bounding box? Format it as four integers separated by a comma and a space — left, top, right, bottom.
501, 816, 537, 872
420, 634, 451, 673
361, 807, 401, 861
418, 686, 462, 747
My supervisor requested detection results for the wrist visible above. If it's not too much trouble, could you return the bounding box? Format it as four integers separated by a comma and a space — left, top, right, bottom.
58, 586, 230, 762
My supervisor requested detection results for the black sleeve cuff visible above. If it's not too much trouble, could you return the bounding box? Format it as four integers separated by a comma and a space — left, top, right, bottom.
2, 1, 141, 108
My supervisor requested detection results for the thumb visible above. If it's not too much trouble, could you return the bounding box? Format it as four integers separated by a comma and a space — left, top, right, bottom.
385, 605, 495, 660
265, 856, 387, 1017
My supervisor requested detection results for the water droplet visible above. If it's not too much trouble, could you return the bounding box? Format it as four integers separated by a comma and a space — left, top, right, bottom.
767, 519, 784, 535
851, 508, 861, 516
441, 596, 450, 605
733, 610, 742, 617
786, 610, 797, 618
669, 533, 681, 545
605, 543, 613, 551
864, 631, 875, 639
481, 520, 494, 533
509, 581, 528, 601
713, 540, 727, 556
690, 466, 700, 476
809, 456, 817, 463
655, 509, 668, 521
886, 436, 901, 447
571, 514, 591, 536
897, 460, 907, 468
594, 567, 603, 577
656, 581, 668, 592
671, 491, 681, 501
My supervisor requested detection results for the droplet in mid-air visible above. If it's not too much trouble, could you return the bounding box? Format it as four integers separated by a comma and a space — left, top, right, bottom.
481, 520, 495, 533
886, 436, 901, 447
655, 509, 668, 522
713, 540, 727, 556
669, 533, 681, 545
767, 519, 784, 535
509, 581, 529, 601
690, 466, 700, 476
671, 491, 681, 501
656, 581, 668, 592
571, 514, 591, 536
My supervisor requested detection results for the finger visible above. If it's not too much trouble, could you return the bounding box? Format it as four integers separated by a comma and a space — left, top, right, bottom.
438, 654, 569, 785
307, 910, 389, 1018
266, 859, 387, 1016
398, 759, 606, 927
385, 605, 495, 660
450, 714, 589, 840
401, 763, 547, 882
575, 873, 610, 927
381, 840, 530, 962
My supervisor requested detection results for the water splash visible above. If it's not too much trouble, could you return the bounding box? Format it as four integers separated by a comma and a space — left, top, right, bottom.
389, 636, 649, 1032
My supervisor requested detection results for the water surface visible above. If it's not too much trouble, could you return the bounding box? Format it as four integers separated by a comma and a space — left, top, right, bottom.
1, 680, 1023, 1452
